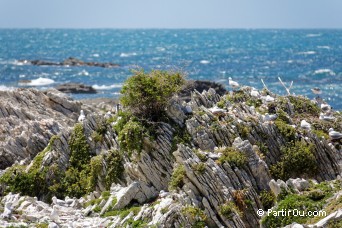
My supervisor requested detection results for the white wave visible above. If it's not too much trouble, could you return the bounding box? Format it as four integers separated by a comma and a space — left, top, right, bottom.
19, 74, 26, 78
298, 51, 316, 55
200, 60, 210, 64
93, 84, 123, 90
317, 46, 330, 50
13, 60, 29, 66
78, 70, 89, 76
120, 52, 137, 58
93, 53, 100, 57
306, 34, 321, 37
0, 85, 15, 91
313, 69, 336, 76
19, 77, 55, 86
156, 47, 166, 51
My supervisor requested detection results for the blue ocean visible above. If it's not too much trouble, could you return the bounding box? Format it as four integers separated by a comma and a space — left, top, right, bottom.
0, 29, 341, 109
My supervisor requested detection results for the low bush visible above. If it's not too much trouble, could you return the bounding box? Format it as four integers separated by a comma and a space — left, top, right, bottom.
120, 69, 185, 120
270, 141, 318, 180
169, 165, 186, 190
219, 147, 247, 169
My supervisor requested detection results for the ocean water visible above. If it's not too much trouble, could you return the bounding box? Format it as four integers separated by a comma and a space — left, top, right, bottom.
0, 29, 341, 109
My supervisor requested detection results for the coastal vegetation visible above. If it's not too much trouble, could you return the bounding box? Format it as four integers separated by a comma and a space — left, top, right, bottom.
0, 69, 341, 227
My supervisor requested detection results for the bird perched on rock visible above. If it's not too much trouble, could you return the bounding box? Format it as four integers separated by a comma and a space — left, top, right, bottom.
250, 88, 260, 98
300, 120, 311, 130
209, 106, 226, 116
50, 205, 59, 222
263, 113, 278, 122
328, 128, 342, 140
228, 77, 239, 89
78, 110, 86, 122
319, 113, 335, 121
104, 111, 112, 119
1, 202, 13, 219
320, 103, 331, 112
264, 95, 275, 103
52, 196, 67, 207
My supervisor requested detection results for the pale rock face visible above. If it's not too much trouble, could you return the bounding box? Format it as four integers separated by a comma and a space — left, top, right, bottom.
113, 182, 158, 210
0, 89, 81, 169
269, 179, 288, 197
286, 178, 310, 192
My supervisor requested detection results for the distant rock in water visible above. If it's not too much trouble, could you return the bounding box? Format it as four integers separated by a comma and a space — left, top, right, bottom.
56, 83, 97, 94
18, 57, 120, 68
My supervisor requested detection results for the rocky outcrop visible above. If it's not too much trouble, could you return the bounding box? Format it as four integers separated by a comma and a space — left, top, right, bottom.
178, 80, 227, 102
0, 86, 341, 227
0, 89, 82, 169
18, 57, 120, 68
55, 83, 97, 94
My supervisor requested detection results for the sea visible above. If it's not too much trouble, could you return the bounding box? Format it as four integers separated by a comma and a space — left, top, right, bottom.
0, 29, 341, 110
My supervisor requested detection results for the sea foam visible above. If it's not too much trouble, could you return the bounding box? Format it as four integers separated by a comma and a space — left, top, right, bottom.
313, 69, 336, 76
0, 85, 15, 91
93, 84, 123, 90
19, 77, 55, 86
120, 52, 137, 57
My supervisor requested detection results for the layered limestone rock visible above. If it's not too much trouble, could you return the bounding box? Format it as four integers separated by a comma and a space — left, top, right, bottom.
0, 86, 341, 227
0, 89, 82, 169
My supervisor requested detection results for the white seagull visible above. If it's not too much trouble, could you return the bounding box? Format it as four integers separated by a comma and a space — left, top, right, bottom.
319, 113, 335, 121
50, 205, 60, 222
104, 111, 112, 119
78, 110, 86, 122
228, 77, 239, 89
263, 113, 278, 122
209, 106, 226, 116
0, 202, 12, 219
250, 88, 260, 98
265, 95, 275, 102
320, 103, 331, 112
300, 120, 311, 130
328, 128, 342, 140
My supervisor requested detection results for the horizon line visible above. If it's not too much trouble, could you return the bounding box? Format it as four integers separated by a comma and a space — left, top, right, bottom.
0, 27, 342, 30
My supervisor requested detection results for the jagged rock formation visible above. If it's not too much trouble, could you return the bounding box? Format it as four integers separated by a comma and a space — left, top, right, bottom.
0, 89, 82, 169
0, 85, 341, 227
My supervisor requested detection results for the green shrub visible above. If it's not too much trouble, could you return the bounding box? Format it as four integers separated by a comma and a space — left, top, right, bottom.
219, 201, 241, 219
227, 90, 249, 103
0, 135, 60, 198
288, 96, 320, 116
276, 109, 291, 124
275, 120, 296, 142
69, 123, 91, 169
182, 206, 207, 227
118, 119, 146, 156
259, 190, 276, 210
88, 155, 103, 190
91, 131, 103, 143
120, 69, 185, 120
261, 193, 325, 227
270, 141, 318, 180
105, 150, 124, 188
169, 165, 186, 190
246, 98, 262, 108
219, 147, 247, 169
192, 162, 206, 174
